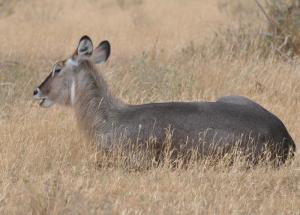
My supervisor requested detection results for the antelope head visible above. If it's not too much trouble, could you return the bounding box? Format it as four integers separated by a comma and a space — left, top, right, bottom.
33, 35, 110, 108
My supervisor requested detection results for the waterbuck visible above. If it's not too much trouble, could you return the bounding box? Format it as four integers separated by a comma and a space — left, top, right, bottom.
33, 36, 295, 165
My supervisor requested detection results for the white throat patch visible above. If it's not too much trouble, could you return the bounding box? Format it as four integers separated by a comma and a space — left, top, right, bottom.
70, 79, 76, 105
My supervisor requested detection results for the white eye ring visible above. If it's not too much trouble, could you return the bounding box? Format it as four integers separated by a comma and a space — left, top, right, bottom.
52, 64, 62, 77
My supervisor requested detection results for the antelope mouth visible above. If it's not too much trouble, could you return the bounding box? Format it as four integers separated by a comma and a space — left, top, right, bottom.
39, 98, 46, 105
33, 96, 54, 108
39, 97, 54, 108
33, 88, 54, 108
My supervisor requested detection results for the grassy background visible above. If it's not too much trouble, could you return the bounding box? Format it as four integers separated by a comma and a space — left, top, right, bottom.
0, 0, 300, 214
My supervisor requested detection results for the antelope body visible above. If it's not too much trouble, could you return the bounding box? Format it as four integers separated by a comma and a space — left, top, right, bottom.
33, 36, 295, 165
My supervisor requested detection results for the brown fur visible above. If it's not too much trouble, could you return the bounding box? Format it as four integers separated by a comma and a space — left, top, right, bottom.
73, 61, 123, 139
34, 37, 295, 165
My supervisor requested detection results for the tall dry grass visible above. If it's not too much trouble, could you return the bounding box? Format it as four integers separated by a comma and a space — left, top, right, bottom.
0, 0, 300, 214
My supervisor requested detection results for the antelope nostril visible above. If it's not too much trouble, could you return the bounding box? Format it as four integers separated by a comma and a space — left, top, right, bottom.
33, 88, 39, 96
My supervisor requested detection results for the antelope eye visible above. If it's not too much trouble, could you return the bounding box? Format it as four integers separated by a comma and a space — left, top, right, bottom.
54, 68, 61, 74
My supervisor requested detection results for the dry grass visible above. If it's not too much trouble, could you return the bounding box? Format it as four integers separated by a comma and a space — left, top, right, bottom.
0, 0, 300, 214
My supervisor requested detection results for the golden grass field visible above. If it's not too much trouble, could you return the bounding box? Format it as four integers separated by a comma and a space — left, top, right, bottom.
0, 0, 300, 214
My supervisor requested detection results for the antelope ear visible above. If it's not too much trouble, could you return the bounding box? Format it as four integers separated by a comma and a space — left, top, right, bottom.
76, 35, 93, 56
91, 40, 110, 64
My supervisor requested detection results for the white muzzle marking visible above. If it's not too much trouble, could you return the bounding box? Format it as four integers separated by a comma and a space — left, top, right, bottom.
33, 88, 42, 100
33, 88, 54, 108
